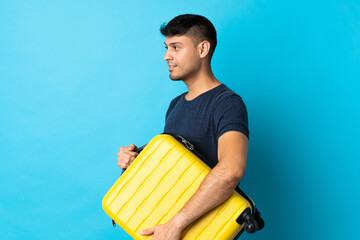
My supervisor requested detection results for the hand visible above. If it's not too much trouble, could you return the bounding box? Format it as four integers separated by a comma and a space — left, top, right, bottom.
117, 144, 138, 169
139, 220, 182, 240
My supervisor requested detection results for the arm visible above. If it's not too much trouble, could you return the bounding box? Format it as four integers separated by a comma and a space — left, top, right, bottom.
140, 131, 248, 239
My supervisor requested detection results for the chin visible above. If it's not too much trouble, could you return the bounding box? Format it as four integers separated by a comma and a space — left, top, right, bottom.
169, 73, 183, 81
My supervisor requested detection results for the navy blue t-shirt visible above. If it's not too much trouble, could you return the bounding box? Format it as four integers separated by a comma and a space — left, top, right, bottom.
164, 84, 249, 167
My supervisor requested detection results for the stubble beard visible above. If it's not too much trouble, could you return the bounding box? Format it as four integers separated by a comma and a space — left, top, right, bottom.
169, 65, 198, 82
169, 73, 182, 81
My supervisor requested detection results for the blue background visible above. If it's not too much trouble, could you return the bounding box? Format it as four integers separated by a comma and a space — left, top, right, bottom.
1, 0, 359, 239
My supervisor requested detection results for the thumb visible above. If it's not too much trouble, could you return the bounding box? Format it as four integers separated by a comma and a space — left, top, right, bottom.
128, 144, 138, 152
139, 226, 155, 236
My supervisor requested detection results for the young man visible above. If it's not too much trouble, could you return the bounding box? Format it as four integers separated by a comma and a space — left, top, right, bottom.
117, 14, 249, 240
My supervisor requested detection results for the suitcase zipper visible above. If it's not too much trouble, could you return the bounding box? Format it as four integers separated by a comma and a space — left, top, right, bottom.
177, 135, 194, 150
163, 133, 217, 169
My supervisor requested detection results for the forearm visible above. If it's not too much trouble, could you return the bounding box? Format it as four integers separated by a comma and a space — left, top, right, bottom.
170, 164, 243, 231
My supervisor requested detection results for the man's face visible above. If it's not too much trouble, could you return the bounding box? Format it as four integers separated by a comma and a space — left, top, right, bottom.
163, 35, 201, 81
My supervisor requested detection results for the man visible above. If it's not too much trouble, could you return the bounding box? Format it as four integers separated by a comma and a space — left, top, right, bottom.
117, 14, 249, 240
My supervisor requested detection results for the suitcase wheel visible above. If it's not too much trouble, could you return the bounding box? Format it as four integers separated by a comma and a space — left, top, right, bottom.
254, 208, 265, 231
244, 218, 259, 233
238, 208, 259, 234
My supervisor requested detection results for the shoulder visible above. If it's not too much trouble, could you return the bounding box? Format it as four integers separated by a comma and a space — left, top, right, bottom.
212, 84, 249, 139
213, 84, 247, 111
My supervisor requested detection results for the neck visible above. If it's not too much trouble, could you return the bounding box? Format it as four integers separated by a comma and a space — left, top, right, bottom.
183, 64, 221, 101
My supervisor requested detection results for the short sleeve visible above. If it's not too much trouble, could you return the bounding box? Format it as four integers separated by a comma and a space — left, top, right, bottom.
214, 94, 249, 140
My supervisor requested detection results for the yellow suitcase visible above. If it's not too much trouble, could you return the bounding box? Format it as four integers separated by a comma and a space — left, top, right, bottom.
103, 133, 264, 239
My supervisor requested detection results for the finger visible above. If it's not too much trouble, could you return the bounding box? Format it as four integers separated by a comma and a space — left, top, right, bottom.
123, 147, 139, 156
118, 158, 130, 167
118, 155, 132, 166
120, 150, 138, 159
117, 161, 128, 169
117, 154, 133, 165
119, 146, 135, 153
128, 144, 138, 152
129, 155, 137, 164
128, 151, 139, 157
119, 154, 138, 167
139, 227, 155, 236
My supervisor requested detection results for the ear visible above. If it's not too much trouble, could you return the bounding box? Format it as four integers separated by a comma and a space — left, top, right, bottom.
198, 40, 211, 59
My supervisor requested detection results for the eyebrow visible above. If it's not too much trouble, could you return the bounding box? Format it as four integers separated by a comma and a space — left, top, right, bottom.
164, 41, 184, 46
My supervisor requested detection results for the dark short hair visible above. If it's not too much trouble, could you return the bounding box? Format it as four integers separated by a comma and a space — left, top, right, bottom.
160, 14, 217, 59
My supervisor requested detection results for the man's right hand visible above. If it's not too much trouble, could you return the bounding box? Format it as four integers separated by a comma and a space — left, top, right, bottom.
117, 144, 138, 169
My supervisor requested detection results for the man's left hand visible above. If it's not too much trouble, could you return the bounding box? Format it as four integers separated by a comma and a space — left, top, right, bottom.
139, 220, 183, 240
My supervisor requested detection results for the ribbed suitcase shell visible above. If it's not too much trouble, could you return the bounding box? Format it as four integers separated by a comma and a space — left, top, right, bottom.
103, 134, 253, 240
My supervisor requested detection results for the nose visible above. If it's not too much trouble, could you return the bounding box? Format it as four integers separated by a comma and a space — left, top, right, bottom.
163, 49, 172, 61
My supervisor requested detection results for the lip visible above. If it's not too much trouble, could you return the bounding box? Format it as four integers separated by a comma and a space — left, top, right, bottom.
168, 64, 177, 71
